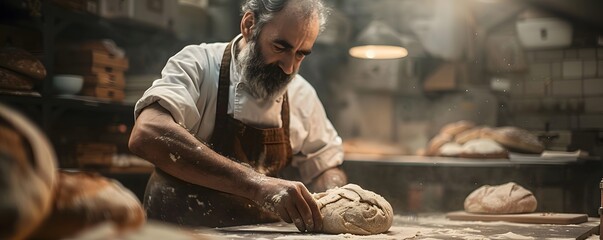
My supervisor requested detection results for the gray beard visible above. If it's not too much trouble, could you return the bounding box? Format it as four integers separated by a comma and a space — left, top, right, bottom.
237, 39, 296, 100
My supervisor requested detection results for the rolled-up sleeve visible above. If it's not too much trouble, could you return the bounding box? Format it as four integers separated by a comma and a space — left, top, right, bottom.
289, 78, 344, 184
134, 45, 208, 133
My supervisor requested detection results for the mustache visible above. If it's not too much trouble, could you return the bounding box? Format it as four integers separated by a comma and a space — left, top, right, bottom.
245, 62, 293, 99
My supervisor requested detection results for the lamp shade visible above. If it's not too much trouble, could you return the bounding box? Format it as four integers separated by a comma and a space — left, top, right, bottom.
349, 20, 408, 59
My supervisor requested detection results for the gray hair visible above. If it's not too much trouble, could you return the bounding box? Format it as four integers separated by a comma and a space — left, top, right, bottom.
241, 0, 329, 39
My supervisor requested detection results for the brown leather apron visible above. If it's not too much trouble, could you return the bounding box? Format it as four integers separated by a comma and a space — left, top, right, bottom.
143, 42, 293, 227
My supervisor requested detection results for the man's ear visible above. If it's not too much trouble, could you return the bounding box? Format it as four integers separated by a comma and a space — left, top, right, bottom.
240, 12, 255, 41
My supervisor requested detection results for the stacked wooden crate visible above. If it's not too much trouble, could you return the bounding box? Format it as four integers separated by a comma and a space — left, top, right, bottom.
56, 40, 128, 102
76, 142, 117, 167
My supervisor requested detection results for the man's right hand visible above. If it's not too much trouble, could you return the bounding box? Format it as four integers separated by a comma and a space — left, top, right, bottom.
252, 176, 323, 233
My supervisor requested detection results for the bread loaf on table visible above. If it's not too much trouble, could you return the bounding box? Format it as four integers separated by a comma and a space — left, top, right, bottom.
29, 171, 145, 239
0, 103, 57, 240
464, 182, 537, 214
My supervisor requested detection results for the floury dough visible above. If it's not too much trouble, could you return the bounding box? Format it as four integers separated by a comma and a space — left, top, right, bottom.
464, 182, 537, 214
313, 184, 393, 235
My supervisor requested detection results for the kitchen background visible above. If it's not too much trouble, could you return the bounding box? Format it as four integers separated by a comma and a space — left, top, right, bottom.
1, 0, 602, 217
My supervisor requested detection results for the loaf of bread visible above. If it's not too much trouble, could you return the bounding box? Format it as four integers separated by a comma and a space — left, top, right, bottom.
459, 139, 509, 159
438, 142, 463, 157
454, 127, 494, 145
0, 67, 36, 90
29, 171, 145, 239
483, 127, 544, 154
0, 47, 46, 80
440, 120, 476, 137
426, 133, 453, 156
0, 103, 57, 240
464, 182, 537, 214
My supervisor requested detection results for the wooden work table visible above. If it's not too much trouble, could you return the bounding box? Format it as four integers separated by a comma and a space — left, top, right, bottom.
202, 214, 599, 239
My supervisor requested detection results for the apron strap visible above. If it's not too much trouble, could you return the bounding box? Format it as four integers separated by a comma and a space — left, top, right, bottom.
213, 42, 233, 140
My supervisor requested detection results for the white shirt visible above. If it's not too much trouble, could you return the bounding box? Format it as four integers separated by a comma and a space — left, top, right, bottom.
134, 35, 343, 183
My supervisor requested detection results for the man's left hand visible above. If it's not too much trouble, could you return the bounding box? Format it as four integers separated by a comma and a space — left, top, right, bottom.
307, 167, 347, 193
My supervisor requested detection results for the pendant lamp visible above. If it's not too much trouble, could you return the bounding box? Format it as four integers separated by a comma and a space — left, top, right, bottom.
349, 20, 408, 59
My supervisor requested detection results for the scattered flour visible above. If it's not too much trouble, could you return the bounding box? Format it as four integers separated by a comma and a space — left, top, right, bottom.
490, 232, 534, 239
169, 153, 180, 162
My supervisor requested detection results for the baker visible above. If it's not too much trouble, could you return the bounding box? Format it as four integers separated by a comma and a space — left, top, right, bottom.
128, 0, 347, 233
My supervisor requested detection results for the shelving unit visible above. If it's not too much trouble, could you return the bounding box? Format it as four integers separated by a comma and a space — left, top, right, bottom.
0, 1, 176, 172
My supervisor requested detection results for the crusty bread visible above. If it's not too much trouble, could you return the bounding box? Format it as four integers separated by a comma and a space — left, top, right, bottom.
0, 67, 36, 90
459, 139, 509, 159
0, 103, 57, 240
440, 120, 476, 137
438, 142, 463, 157
483, 127, 544, 154
30, 171, 145, 239
0, 47, 46, 80
426, 133, 453, 156
464, 182, 537, 214
454, 127, 494, 145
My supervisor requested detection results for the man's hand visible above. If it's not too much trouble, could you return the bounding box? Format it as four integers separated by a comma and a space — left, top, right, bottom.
252, 176, 323, 233
307, 167, 348, 193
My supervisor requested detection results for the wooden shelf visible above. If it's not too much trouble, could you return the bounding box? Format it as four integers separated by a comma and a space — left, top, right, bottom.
0, 1, 180, 170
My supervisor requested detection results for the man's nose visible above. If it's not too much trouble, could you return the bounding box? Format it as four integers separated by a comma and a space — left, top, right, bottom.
279, 54, 296, 75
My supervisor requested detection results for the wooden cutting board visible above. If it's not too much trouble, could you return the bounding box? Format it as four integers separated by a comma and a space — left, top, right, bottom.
446, 211, 588, 224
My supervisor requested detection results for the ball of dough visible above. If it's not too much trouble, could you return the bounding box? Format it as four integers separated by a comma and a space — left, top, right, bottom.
313, 184, 393, 235
0, 103, 57, 240
464, 182, 537, 214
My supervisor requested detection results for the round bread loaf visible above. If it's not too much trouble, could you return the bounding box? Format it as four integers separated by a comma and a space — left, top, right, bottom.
464, 182, 537, 214
440, 120, 476, 137
0, 47, 46, 80
483, 127, 544, 154
459, 139, 509, 159
426, 133, 453, 156
0, 103, 57, 240
29, 171, 146, 239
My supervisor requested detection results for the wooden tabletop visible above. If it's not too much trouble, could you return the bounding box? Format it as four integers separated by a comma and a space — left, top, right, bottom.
201, 214, 599, 239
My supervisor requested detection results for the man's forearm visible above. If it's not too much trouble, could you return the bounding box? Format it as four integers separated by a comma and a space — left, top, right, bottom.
129, 103, 264, 200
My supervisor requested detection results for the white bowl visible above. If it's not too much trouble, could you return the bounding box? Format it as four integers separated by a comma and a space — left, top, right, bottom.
53, 74, 83, 95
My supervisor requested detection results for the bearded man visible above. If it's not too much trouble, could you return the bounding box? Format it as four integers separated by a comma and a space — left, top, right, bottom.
128, 0, 347, 232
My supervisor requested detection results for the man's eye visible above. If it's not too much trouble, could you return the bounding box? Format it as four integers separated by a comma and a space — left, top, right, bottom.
274, 45, 285, 52
295, 52, 304, 59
